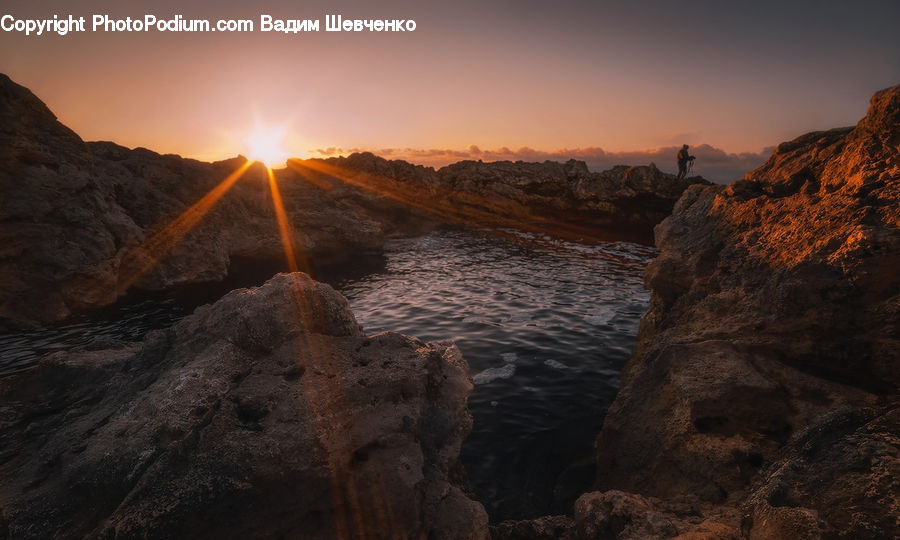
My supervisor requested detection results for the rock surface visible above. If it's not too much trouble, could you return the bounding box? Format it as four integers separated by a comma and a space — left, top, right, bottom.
589, 84, 900, 537
0, 73, 705, 328
490, 515, 575, 540
0, 73, 434, 328
0, 273, 488, 539
317, 153, 706, 245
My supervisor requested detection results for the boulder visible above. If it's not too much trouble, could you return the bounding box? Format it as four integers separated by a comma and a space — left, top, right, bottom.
0, 273, 488, 539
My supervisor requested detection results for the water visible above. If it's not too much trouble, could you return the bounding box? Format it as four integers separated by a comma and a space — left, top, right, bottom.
336, 229, 654, 520
0, 255, 380, 377
0, 227, 654, 522
0, 298, 193, 376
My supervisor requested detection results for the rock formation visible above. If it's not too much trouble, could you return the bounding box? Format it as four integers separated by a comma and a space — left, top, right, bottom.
582, 84, 900, 538
0, 273, 488, 539
316, 153, 706, 245
7, 73, 894, 539
0, 73, 438, 328
0, 73, 704, 328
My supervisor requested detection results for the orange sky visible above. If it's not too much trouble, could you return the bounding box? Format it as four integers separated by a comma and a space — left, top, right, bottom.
2, 0, 898, 176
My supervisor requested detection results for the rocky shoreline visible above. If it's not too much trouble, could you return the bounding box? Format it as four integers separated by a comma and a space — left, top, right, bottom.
494, 84, 899, 538
0, 72, 703, 329
0, 274, 489, 538
1, 72, 897, 539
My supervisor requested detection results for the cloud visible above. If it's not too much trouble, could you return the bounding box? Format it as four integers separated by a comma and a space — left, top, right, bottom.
308, 143, 774, 183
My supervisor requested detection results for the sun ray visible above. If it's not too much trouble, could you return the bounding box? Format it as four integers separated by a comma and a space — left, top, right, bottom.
265, 166, 308, 273
113, 160, 253, 293
285, 159, 334, 191
288, 158, 622, 245
263, 164, 383, 538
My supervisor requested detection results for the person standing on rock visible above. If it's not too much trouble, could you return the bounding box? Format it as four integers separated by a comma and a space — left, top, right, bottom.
676, 144, 695, 180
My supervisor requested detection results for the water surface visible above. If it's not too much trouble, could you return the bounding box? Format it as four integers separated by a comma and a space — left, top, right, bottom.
0, 227, 654, 521
337, 229, 654, 520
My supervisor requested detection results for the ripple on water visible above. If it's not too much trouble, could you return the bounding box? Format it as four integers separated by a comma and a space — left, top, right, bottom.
0, 299, 193, 377
0, 227, 655, 522
337, 228, 654, 521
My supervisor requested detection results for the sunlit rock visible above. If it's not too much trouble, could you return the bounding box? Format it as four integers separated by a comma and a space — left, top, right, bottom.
592, 84, 900, 538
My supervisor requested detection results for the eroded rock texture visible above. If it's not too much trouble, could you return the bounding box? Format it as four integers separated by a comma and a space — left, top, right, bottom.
0, 273, 488, 539
588, 85, 899, 538
318, 153, 706, 245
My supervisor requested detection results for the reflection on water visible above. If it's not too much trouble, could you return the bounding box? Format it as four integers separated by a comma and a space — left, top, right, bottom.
337, 229, 654, 521
0, 227, 654, 522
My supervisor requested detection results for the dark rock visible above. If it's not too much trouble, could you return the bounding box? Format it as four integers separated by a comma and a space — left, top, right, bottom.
572, 491, 678, 540
319, 155, 709, 244
490, 515, 575, 540
592, 84, 900, 537
0, 273, 488, 538
743, 405, 900, 539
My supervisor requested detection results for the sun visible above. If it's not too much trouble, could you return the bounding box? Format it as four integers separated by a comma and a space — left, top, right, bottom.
243, 122, 290, 167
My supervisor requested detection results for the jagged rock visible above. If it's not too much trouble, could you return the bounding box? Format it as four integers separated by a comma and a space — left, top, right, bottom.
320, 155, 708, 244
742, 405, 900, 539
593, 84, 900, 538
574, 490, 743, 540
573, 491, 678, 539
489, 491, 741, 540
0, 273, 488, 539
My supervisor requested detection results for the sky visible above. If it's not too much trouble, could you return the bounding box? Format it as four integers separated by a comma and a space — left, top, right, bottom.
1, 0, 898, 182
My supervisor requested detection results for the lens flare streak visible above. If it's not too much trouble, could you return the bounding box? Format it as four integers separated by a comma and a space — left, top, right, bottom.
265, 166, 397, 539
288, 158, 621, 245
266, 167, 305, 273
113, 160, 253, 295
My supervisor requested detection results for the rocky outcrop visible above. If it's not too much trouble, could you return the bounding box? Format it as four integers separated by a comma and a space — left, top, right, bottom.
490, 515, 575, 540
0, 73, 705, 327
317, 153, 707, 244
0, 273, 488, 538
0, 74, 443, 328
586, 85, 900, 537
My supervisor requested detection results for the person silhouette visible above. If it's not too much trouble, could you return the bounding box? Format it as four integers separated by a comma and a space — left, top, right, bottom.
677, 144, 695, 180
